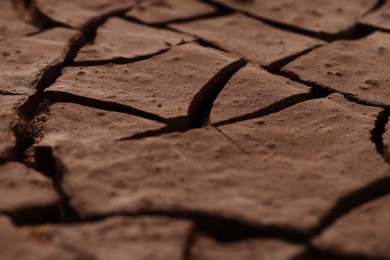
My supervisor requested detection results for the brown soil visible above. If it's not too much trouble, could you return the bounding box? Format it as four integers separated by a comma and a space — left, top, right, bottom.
1, 0, 390, 259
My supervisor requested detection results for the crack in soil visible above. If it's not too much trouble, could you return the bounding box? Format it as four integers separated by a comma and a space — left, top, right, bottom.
76, 210, 310, 244
308, 243, 390, 260
265, 45, 324, 73
306, 110, 390, 258
45, 91, 166, 123
33, 145, 81, 223
5, 203, 62, 226
0, 90, 27, 96
124, 2, 231, 28
11, 0, 68, 29
5, 4, 145, 226
213, 91, 316, 127
280, 69, 390, 110
202, 0, 379, 42
311, 175, 390, 237
3, 1, 390, 258
35, 34, 85, 93
72, 48, 171, 67
187, 58, 247, 128
371, 109, 390, 159
117, 58, 247, 140
365, 0, 387, 15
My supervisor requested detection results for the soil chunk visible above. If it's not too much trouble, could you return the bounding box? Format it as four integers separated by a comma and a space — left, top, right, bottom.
0, 0, 39, 39
0, 163, 59, 222
314, 194, 390, 259
211, 0, 377, 37
0, 215, 74, 260
170, 13, 323, 67
283, 32, 390, 107
361, 1, 390, 31
210, 63, 311, 124
0, 28, 81, 95
75, 17, 194, 64
48, 95, 389, 235
126, 0, 216, 24
0, 95, 26, 159
34, 0, 136, 29
49, 43, 242, 119
40, 216, 191, 260
39, 102, 164, 145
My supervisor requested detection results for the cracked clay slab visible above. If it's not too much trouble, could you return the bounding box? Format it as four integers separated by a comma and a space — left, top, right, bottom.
361, 0, 390, 31
53, 96, 389, 234
37, 101, 164, 146
20, 216, 192, 260
0, 28, 81, 95
74, 17, 194, 64
0, 0, 39, 40
34, 0, 136, 29
283, 32, 390, 107
0, 162, 58, 220
191, 235, 305, 260
210, 63, 311, 124
216, 94, 390, 232
0, 95, 26, 159
49, 43, 243, 119
313, 194, 390, 259
211, 0, 377, 37
126, 0, 216, 24
0, 215, 74, 260
170, 13, 323, 67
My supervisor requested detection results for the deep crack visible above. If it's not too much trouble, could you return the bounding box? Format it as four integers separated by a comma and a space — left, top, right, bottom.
187, 58, 247, 128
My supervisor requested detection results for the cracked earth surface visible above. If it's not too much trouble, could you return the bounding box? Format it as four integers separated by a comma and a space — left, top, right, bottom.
1, 0, 390, 259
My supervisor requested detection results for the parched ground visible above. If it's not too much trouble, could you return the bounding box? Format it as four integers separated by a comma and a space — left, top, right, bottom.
1, 0, 390, 259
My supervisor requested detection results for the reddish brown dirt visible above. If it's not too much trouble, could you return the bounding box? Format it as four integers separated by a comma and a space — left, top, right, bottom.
1, 0, 390, 259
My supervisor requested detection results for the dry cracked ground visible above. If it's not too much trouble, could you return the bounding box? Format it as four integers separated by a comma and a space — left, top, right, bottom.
1, 0, 390, 259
